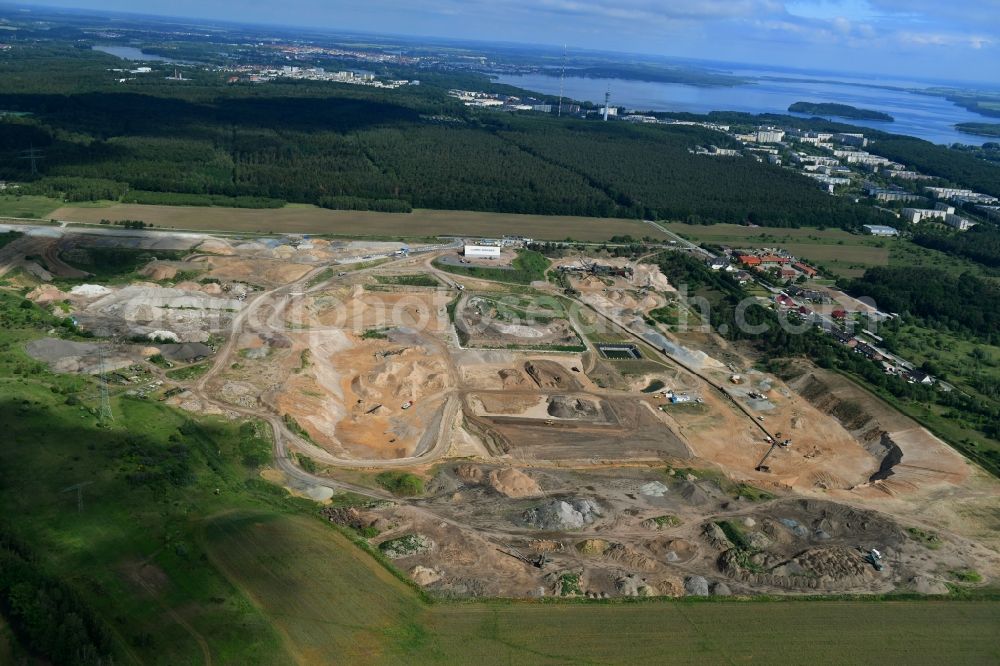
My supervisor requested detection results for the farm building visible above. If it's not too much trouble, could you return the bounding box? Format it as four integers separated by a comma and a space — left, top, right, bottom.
464, 244, 502, 259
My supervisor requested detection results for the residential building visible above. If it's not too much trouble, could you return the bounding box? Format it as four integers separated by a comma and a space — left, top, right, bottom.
793, 262, 818, 277
755, 127, 785, 143
924, 186, 999, 204
944, 214, 976, 231
707, 257, 730, 270
901, 208, 947, 224
882, 169, 933, 181
828, 327, 857, 347
977, 205, 1000, 222
863, 184, 921, 203
833, 133, 867, 147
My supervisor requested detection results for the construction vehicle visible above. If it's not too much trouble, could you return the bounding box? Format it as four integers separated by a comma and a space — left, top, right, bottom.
755, 442, 778, 472
401, 401, 413, 410
496, 545, 551, 569
864, 548, 884, 571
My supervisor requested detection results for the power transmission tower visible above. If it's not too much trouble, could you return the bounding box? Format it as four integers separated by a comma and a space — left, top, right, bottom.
18, 144, 44, 176
94, 343, 115, 425
61, 481, 93, 513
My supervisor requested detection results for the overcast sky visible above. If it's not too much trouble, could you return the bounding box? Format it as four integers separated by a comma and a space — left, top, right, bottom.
20, 0, 1000, 84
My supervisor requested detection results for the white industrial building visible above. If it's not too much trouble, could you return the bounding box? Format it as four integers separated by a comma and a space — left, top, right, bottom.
464, 244, 501, 259
863, 224, 899, 237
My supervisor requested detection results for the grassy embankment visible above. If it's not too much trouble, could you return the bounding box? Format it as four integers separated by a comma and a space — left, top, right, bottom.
434, 248, 551, 285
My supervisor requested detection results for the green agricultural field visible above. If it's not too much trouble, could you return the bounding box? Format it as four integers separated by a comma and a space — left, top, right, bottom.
52, 203, 667, 242
665, 222, 984, 279
204, 512, 424, 663
0, 195, 61, 219
889, 242, 997, 278
664, 222, 889, 277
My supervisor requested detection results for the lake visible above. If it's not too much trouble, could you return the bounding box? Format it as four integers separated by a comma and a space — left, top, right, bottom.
497, 70, 993, 146
92, 45, 179, 63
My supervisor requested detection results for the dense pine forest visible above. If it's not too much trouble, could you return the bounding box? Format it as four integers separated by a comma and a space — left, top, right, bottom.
0, 44, 898, 229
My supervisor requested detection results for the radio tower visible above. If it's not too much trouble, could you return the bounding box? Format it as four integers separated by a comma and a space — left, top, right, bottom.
603, 89, 611, 121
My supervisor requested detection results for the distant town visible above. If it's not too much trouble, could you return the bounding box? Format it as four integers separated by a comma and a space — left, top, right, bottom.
450, 88, 999, 235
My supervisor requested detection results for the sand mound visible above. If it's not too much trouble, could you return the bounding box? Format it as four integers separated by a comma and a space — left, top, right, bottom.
27, 285, 67, 304
196, 239, 235, 255
649, 538, 697, 563
498, 368, 527, 389
604, 543, 658, 571
684, 575, 709, 596
411, 566, 442, 586
547, 395, 599, 419
616, 574, 658, 597
522, 499, 602, 530
488, 468, 542, 498
575, 539, 610, 555
141, 263, 177, 281
911, 575, 949, 595
455, 464, 484, 485
640, 481, 669, 497
677, 481, 711, 505
69, 284, 112, 298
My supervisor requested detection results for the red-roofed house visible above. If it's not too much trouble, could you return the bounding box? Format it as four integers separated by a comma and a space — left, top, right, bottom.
759, 254, 791, 266
793, 262, 818, 277
737, 254, 761, 267
776, 294, 795, 307
832, 309, 848, 320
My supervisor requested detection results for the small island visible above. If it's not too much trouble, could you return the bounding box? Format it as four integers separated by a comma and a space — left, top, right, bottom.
955, 122, 1000, 138
788, 101, 894, 122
